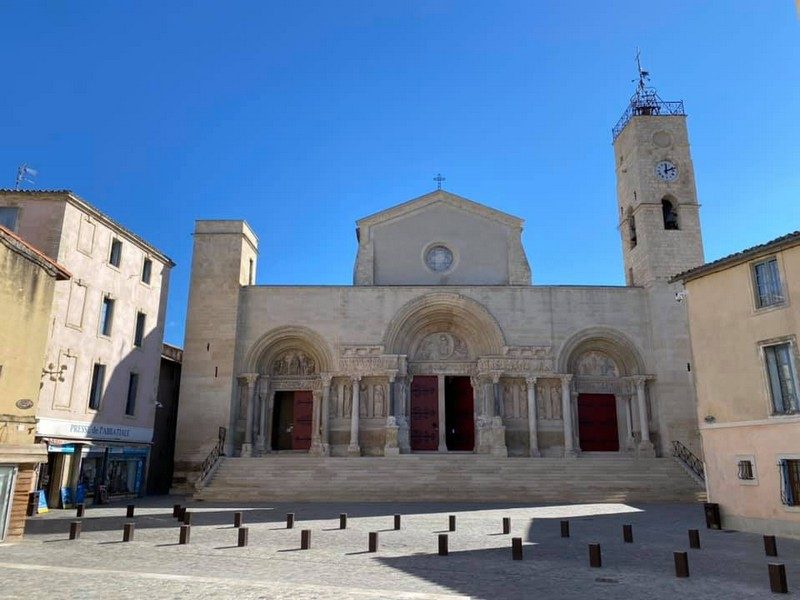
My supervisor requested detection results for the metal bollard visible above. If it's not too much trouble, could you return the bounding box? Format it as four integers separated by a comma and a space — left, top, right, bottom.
123, 523, 135, 542
674, 551, 689, 577
238, 527, 249, 547
76, 503, 85, 518
438, 533, 448, 556
502, 517, 511, 535
234, 512, 243, 528
769, 563, 788, 594
369, 532, 378, 553
394, 514, 401, 530
178, 506, 186, 521
688, 529, 700, 549
69, 521, 81, 540
512, 537, 523, 560
27, 491, 39, 517
183, 511, 191, 526
448, 515, 456, 532
340, 513, 347, 530
172, 504, 181, 518
589, 543, 602, 568
300, 529, 311, 550
623, 524, 633, 543
764, 535, 778, 557
560, 520, 570, 538
179, 524, 190, 544
126, 504, 135, 519
287, 513, 295, 529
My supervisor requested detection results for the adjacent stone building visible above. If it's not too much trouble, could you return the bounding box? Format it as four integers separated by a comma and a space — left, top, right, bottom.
0, 226, 70, 541
675, 232, 800, 536
174, 83, 706, 497
0, 191, 173, 506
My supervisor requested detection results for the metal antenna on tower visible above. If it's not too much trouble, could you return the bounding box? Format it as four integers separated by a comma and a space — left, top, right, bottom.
15, 164, 38, 190
634, 47, 650, 92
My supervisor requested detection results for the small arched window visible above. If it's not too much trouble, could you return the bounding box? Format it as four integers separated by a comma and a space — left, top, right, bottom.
662, 199, 679, 230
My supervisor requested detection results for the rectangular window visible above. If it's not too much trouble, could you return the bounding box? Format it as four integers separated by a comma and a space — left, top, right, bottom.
141, 258, 152, 284
753, 258, 783, 308
109, 238, 122, 267
133, 312, 146, 347
125, 373, 139, 416
99, 295, 115, 336
88, 363, 106, 410
737, 460, 754, 480
0, 207, 19, 231
765, 343, 799, 414
779, 459, 800, 506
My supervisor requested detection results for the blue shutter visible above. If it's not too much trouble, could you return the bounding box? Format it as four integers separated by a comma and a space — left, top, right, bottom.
780, 460, 794, 506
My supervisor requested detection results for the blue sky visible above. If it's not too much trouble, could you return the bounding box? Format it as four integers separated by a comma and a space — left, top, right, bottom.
2, 2, 798, 345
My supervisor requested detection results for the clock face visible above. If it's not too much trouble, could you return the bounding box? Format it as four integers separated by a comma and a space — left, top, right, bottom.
655, 160, 678, 182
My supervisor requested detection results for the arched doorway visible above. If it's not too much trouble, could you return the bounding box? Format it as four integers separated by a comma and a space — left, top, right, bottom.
560, 329, 648, 454
385, 293, 505, 453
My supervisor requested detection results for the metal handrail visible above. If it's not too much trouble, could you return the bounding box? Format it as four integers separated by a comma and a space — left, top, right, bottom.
671, 440, 705, 481
198, 427, 227, 487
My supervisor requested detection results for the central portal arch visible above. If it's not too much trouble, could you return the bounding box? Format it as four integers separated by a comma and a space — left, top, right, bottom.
384, 293, 505, 453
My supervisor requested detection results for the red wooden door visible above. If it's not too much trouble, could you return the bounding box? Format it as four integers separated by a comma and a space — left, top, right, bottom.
410, 376, 439, 451
446, 376, 474, 451
292, 391, 313, 451
577, 394, 619, 452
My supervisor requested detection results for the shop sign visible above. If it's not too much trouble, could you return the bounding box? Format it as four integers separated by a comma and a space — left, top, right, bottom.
37, 417, 153, 444
47, 444, 76, 454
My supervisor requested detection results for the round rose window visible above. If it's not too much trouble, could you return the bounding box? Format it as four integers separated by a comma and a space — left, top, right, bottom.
425, 245, 454, 272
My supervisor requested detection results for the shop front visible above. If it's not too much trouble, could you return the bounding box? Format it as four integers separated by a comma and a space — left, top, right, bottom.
36, 418, 153, 508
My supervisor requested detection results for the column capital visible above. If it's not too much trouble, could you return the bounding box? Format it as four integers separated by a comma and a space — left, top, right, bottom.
238, 372, 259, 385
490, 370, 503, 384
320, 372, 333, 386
634, 375, 648, 390
525, 376, 538, 387
350, 374, 362, 384
386, 369, 398, 383
559, 373, 573, 384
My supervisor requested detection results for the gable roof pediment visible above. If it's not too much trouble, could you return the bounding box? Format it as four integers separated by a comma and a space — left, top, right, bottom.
356, 190, 523, 231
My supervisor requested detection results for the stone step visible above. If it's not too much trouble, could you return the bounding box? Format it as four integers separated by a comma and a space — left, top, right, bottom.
197, 455, 705, 503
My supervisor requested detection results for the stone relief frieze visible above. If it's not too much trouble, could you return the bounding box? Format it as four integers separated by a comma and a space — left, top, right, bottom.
270, 377, 321, 392
477, 355, 553, 376
271, 350, 317, 376
535, 379, 563, 420
415, 332, 469, 361
575, 351, 619, 377
340, 345, 384, 358
338, 353, 403, 376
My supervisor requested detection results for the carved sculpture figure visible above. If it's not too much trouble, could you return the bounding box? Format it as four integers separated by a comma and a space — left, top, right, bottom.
415, 332, 469, 361
374, 383, 386, 417
576, 351, 619, 377
271, 350, 317, 376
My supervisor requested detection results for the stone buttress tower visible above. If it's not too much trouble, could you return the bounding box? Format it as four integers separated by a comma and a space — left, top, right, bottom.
173, 220, 257, 489
612, 66, 705, 455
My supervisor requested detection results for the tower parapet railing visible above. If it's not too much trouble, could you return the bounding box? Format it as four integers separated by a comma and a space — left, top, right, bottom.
612, 88, 685, 141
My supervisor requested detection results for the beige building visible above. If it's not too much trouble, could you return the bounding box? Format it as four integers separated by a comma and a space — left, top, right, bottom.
0, 226, 70, 541
0, 191, 173, 507
675, 231, 800, 536
174, 84, 706, 501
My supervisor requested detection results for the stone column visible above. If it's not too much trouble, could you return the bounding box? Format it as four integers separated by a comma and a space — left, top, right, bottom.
256, 376, 270, 454
263, 387, 276, 453
525, 377, 541, 457
309, 387, 324, 456
437, 374, 447, 452
239, 373, 259, 457
635, 377, 655, 456
560, 374, 576, 457
489, 372, 508, 457
347, 375, 361, 456
623, 394, 635, 451
384, 373, 400, 456
397, 376, 411, 454
319, 375, 332, 455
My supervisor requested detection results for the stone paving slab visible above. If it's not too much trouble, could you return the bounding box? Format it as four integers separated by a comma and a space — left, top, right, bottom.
1, 497, 798, 599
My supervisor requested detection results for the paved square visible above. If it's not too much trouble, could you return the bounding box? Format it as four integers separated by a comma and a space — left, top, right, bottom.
2, 497, 798, 599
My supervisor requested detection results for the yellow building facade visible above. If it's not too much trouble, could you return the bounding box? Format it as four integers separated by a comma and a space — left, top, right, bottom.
676, 232, 800, 537
0, 226, 70, 541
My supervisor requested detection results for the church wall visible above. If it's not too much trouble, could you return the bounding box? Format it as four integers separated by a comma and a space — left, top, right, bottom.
370, 203, 512, 286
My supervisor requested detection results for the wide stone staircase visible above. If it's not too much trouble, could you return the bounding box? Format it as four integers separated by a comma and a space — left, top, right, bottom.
195, 455, 706, 503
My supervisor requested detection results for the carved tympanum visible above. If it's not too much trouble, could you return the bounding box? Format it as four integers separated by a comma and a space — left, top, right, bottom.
575, 351, 619, 377
271, 350, 317, 376
415, 332, 469, 361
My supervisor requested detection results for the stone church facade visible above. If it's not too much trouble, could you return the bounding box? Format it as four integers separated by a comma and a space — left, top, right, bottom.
174, 85, 705, 478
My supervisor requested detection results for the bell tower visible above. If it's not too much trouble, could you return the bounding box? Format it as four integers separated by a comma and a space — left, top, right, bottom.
613, 60, 704, 286
611, 56, 706, 455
